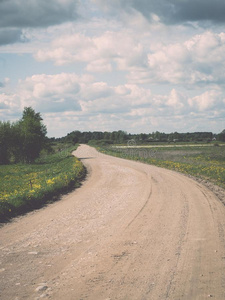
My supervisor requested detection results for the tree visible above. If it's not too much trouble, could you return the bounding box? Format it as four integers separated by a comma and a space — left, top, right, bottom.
0, 107, 48, 164
19, 107, 47, 163
218, 129, 225, 142
10, 121, 24, 163
0, 121, 12, 164
140, 133, 148, 142
64, 130, 81, 145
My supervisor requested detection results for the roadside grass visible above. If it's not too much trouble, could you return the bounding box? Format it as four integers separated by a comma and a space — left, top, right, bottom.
0, 145, 86, 222
97, 144, 225, 189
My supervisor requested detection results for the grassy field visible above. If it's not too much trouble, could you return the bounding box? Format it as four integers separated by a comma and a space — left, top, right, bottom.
0, 145, 86, 222
98, 143, 225, 189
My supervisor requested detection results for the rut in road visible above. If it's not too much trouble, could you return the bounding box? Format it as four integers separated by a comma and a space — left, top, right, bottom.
0, 144, 225, 300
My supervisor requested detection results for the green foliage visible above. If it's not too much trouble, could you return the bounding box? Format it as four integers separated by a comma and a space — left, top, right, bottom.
88, 139, 113, 146
0, 107, 47, 164
58, 129, 222, 145
61, 130, 128, 144
19, 107, 47, 163
0, 121, 12, 164
217, 129, 225, 142
0, 145, 86, 222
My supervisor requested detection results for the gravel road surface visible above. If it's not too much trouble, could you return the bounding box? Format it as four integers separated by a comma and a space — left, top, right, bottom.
0, 144, 225, 300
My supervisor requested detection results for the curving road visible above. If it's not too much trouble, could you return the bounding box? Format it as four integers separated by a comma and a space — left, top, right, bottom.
0, 145, 225, 299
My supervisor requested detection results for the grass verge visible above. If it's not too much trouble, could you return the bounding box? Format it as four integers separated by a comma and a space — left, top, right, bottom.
0, 145, 86, 222
97, 144, 225, 189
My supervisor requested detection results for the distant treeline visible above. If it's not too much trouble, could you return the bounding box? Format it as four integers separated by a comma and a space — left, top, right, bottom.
55, 129, 225, 145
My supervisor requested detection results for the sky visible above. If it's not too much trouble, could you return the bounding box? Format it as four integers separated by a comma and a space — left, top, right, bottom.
0, 0, 225, 138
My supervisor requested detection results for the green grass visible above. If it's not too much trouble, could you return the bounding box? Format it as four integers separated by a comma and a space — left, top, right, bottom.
98, 144, 225, 189
0, 145, 86, 222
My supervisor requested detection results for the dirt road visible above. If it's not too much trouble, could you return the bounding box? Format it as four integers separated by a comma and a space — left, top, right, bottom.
1, 145, 225, 300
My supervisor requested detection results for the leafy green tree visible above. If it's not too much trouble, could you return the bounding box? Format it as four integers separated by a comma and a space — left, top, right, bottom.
10, 121, 24, 163
19, 107, 47, 163
0, 121, 12, 164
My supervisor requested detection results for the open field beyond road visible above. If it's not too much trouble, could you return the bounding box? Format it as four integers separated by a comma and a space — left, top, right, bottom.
0, 145, 225, 299
101, 144, 225, 190
114, 143, 223, 148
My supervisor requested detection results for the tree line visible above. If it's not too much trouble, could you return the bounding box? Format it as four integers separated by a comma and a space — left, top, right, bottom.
58, 129, 225, 145
0, 107, 47, 164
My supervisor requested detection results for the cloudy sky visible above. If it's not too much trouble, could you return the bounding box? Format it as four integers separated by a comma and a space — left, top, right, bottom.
0, 0, 225, 137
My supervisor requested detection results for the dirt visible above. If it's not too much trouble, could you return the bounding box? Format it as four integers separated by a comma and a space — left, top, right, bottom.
187, 175, 225, 207
0, 144, 225, 300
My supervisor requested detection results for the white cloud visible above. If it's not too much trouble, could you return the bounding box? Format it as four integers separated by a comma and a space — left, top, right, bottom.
1, 71, 225, 136
167, 89, 185, 110
35, 30, 143, 71
0, 92, 21, 116
34, 27, 225, 88
86, 59, 112, 73
188, 90, 223, 111
135, 31, 225, 85
17, 73, 83, 113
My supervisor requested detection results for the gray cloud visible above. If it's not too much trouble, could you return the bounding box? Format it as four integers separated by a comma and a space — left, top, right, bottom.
96, 0, 225, 25
0, 29, 25, 45
0, 0, 79, 28
0, 82, 4, 88
168, 0, 225, 24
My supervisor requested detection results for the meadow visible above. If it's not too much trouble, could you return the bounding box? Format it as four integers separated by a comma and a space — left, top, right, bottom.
0, 145, 86, 222
98, 143, 225, 189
